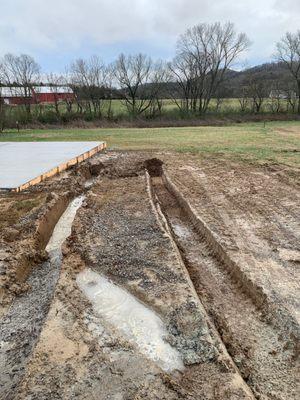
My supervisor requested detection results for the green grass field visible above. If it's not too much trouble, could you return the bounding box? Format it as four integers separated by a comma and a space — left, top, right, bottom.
1, 121, 299, 166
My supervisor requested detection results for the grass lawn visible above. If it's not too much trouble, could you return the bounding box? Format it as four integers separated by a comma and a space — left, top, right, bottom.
1, 121, 299, 166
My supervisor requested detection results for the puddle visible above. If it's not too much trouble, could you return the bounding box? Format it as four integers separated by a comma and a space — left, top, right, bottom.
0, 195, 84, 399
76, 268, 184, 372
172, 221, 192, 239
46, 196, 84, 256
84, 179, 95, 189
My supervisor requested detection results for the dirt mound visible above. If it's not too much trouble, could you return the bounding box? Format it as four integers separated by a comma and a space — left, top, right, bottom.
144, 158, 164, 177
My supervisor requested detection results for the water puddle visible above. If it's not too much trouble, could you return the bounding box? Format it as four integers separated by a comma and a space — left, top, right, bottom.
0, 195, 84, 399
172, 221, 192, 240
76, 268, 184, 372
46, 195, 84, 257
84, 178, 95, 189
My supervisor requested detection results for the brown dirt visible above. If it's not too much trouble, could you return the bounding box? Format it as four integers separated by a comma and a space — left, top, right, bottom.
0, 152, 109, 312
0, 150, 299, 399
150, 172, 298, 399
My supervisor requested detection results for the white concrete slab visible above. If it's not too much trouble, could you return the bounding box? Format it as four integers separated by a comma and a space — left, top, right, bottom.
0, 142, 104, 189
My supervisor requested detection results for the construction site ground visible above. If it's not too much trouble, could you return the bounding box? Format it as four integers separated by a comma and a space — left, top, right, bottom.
0, 149, 299, 400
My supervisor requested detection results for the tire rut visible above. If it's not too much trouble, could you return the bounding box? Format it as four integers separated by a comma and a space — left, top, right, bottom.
149, 174, 298, 400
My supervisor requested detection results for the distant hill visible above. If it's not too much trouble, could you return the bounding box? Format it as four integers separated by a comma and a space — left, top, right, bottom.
137, 62, 296, 99
219, 62, 296, 97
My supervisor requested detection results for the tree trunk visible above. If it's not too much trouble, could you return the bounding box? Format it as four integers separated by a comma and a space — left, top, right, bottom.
297, 81, 300, 114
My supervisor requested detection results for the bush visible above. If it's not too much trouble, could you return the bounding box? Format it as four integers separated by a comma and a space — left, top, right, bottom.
37, 110, 59, 124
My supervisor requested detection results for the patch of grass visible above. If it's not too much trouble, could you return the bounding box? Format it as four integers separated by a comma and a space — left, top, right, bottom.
0, 121, 299, 166
13, 199, 41, 212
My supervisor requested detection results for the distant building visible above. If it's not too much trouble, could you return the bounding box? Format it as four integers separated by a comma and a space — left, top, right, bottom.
0, 86, 75, 105
269, 89, 297, 99
33, 86, 75, 104
0, 87, 27, 105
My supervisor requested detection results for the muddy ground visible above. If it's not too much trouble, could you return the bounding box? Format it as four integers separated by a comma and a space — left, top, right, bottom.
0, 150, 299, 399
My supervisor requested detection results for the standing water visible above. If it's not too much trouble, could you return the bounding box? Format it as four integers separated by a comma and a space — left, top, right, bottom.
77, 268, 184, 372
0, 196, 84, 400
46, 195, 84, 257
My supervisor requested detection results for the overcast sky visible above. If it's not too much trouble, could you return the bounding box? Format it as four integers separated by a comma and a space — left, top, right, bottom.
0, 0, 299, 71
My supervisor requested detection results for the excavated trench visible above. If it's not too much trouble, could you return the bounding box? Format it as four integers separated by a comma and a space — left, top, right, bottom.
0, 196, 84, 400
1, 153, 298, 399
146, 159, 298, 400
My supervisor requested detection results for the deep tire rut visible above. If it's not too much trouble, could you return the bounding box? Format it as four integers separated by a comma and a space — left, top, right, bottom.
149, 173, 298, 400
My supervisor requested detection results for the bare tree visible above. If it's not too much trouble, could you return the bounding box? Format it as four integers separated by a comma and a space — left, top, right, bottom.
168, 52, 199, 113
276, 31, 300, 113
0, 54, 40, 115
0, 87, 5, 132
0, 67, 5, 131
146, 61, 170, 118
285, 84, 298, 112
247, 80, 266, 113
268, 82, 284, 113
214, 88, 224, 112
238, 87, 250, 113
70, 55, 108, 117
113, 53, 153, 116
46, 73, 66, 116
170, 22, 250, 115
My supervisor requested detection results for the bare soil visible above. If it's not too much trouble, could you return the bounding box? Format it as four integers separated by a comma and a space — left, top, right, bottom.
0, 150, 299, 399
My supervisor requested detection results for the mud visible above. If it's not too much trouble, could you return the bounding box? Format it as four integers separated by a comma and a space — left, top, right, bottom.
77, 268, 184, 372
149, 173, 298, 399
0, 150, 299, 399
0, 196, 83, 399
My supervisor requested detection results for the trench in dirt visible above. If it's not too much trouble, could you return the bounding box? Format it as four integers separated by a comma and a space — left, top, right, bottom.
1, 156, 298, 400
146, 163, 298, 400
0, 196, 84, 400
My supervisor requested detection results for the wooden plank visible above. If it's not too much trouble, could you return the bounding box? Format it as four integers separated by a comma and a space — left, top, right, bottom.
13, 142, 106, 192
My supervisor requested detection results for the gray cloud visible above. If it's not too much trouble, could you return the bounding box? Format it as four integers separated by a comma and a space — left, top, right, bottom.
0, 0, 299, 68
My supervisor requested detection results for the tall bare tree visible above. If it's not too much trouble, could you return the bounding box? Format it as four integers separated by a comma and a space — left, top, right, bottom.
0, 67, 5, 131
276, 31, 300, 114
146, 61, 170, 118
0, 54, 40, 115
70, 55, 108, 117
168, 52, 199, 113
113, 53, 153, 116
170, 22, 250, 115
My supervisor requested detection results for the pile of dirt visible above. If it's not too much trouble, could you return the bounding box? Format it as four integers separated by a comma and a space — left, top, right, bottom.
144, 158, 164, 177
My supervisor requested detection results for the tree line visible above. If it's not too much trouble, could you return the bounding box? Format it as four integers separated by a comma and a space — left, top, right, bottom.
0, 22, 300, 130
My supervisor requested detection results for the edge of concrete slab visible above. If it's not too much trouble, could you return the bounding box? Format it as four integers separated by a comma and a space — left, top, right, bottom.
4, 142, 106, 192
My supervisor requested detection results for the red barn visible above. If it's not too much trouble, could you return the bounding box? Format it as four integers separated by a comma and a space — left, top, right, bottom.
0, 86, 74, 105
0, 87, 30, 105
32, 86, 75, 103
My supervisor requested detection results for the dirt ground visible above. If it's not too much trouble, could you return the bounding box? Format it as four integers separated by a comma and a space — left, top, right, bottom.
0, 150, 299, 399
